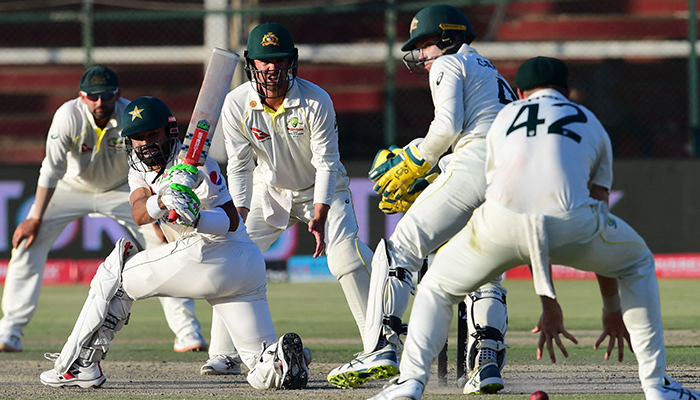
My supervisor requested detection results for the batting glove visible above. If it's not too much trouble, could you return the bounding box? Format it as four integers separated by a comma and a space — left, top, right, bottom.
157, 164, 205, 196
369, 145, 432, 199
379, 172, 438, 214
161, 183, 201, 226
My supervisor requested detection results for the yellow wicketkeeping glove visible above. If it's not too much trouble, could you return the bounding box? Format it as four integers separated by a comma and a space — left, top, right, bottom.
369, 145, 432, 199
379, 172, 438, 214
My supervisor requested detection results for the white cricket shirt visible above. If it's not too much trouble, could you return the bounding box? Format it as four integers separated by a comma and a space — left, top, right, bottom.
128, 153, 237, 243
221, 78, 344, 209
418, 44, 516, 165
38, 97, 132, 192
485, 89, 613, 215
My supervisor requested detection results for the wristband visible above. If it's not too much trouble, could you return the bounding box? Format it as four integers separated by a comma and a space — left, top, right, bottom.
195, 208, 230, 236
146, 195, 167, 220
602, 294, 621, 313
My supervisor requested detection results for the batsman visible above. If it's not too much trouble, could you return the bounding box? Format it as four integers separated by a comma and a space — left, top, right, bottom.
39, 96, 309, 391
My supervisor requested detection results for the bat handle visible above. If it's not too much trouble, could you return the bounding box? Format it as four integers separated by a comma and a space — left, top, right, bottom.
167, 209, 179, 223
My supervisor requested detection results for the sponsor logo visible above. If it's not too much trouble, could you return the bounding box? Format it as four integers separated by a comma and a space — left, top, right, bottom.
436, 72, 444, 85
251, 127, 270, 141
477, 58, 496, 70
210, 170, 223, 185
107, 137, 124, 150
250, 100, 257, 108
261, 32, 280, 47
50, 134, 58, 139
81, 143, 93, 152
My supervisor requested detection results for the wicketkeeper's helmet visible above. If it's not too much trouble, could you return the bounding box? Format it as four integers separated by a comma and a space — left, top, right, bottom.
401, 4, 476, 80
121, 96, 179, 172
244, 22, 299, 99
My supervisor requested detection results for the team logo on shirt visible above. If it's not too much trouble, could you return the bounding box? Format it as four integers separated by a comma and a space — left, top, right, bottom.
251, 127, 270, 141
287, 117, 304, 136
261, 32, 280, 47
107, 137, 125, 150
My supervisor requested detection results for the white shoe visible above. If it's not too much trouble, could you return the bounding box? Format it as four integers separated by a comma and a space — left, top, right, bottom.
327, 343, 399, 389
0, 333, 22, 352
463, 359, 504, 394
644, 376, 700, 400
200, 354, 242, 375
40, 361, 106, 388
367, 378, 424, 400
277, 332, 308, 389
174, 332, 208, 353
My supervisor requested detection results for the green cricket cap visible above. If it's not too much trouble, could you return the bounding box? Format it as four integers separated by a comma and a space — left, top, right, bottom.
246, 22, 297, 60
79, 66, 119, 93
515, 57, 569, 91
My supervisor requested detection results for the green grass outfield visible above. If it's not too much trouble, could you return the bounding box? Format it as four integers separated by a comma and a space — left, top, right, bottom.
2, 279, 700, 399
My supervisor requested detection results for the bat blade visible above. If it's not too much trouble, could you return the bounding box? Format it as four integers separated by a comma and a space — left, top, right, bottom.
168, 48, 239, 223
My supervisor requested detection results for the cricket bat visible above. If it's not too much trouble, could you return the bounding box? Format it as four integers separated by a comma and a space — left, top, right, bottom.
168, 48, 239, 222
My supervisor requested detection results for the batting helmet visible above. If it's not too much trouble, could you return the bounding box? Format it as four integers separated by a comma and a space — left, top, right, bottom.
244, 22, 299, 99
121, 96, 179, 172
401, 4, 476, 52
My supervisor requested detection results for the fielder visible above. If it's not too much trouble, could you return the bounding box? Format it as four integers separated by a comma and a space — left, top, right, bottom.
328, 5, 511, 393
39, 96, 309, 390
369, 57, 700, 400
200, 22, 373, 375
0, 66, 206, 354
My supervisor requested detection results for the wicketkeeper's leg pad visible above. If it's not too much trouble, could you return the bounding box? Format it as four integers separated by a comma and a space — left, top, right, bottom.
54, 238, 138, 374
465, 285, 509, 371
363, 239, 415, 353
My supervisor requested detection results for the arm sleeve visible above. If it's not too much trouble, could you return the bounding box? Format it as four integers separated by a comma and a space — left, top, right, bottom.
417, 58, 465, 165
196, 158, 233, 210
221, 97, 256, 209
37, 104, 78, 188
589, 113, 614, 189
307, 92, 339, 206
128, 168, 150, 195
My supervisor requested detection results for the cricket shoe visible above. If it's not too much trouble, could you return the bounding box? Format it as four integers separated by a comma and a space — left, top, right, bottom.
367, 378, 424, 400
174, 331, 208, 353
463, 359, 504, 394
0, 333, 22, 352
200, 354, 242, 375
645, 376, 700, 400
40, 360, 106, 388
327, 343, 399, 389
277, 332, 308, 389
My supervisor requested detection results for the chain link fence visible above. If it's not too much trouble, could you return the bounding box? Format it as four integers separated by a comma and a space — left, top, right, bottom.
0, 0, 694, 163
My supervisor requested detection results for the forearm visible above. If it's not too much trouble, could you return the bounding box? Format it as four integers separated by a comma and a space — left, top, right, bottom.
130, 188, 164, 225
30, 185, 56, 220
314, 203, 330, 224
596, 274, 621, 312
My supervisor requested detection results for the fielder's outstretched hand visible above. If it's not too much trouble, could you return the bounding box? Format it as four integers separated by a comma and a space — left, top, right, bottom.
308, 203, 330, 258
532, 296, 578, 363
594, 309, 633, 362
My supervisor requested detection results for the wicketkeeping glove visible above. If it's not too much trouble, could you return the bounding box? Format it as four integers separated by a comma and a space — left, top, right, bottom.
369, 145, 432, 199
160, 183, 201, 226
378, 172, 438, 214
157, 163, 205, 196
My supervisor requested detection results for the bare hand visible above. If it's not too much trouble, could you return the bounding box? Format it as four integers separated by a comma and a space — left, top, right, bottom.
12, 218, 41, 249
594, 309, 633, 362
533, 297, 578, 363
308, 218, 326, 258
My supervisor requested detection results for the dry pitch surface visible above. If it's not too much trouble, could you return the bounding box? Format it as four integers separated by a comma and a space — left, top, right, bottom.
2, 331, 700, 399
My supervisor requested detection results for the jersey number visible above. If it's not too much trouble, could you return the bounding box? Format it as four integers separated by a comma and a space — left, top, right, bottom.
506, 102, 586, 143
497, 76, 518, 105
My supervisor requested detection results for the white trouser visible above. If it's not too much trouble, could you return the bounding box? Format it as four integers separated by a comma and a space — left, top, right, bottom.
0, 181, 201, 340
210, 174, 372, 356
378, 139, 507, 349
122, 233, 277, 369
399, 200, 665, 390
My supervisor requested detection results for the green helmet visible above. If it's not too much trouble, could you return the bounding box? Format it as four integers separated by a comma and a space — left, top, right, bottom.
401, 4, 476, 52
244, 22, 299, 99
121, 96, 179, 172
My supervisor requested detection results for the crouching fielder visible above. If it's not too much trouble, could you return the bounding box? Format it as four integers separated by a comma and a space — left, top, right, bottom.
39, 96, 309, 391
